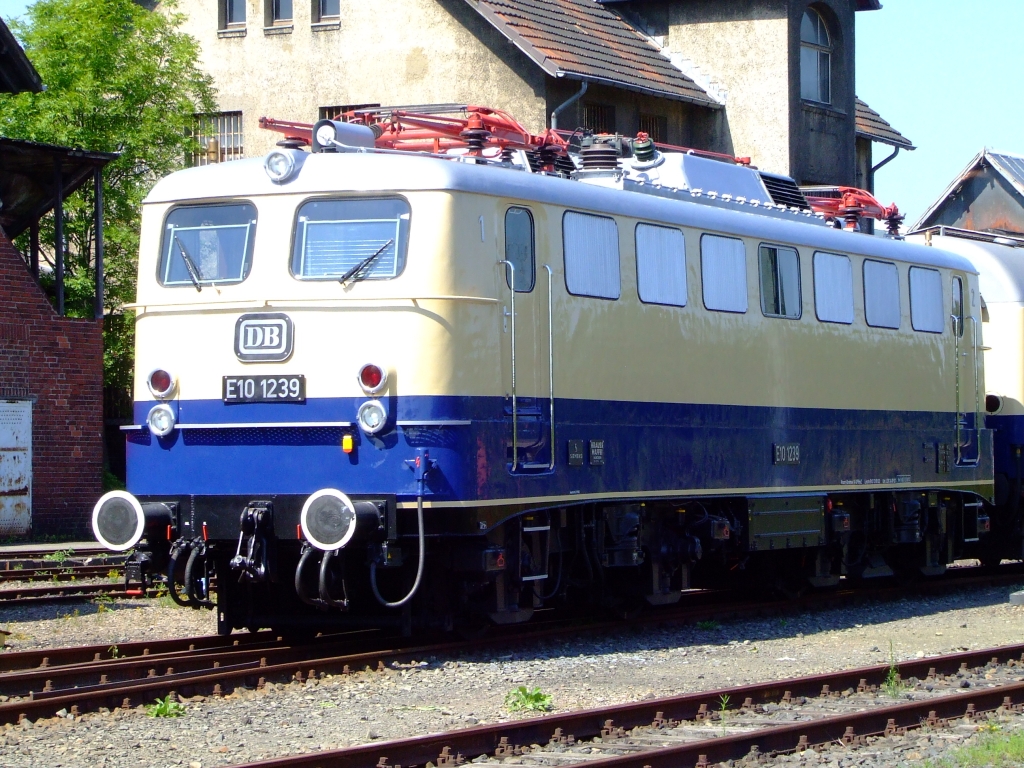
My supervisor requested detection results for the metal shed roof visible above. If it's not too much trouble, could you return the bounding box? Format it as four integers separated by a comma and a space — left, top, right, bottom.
0, 17, 41, 94
912, 149, 1024, 232
855, 98, 914, 149
462, 0, 720, 107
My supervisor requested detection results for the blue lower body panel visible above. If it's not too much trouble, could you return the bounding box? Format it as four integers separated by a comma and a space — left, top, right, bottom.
127, 396, 990, 504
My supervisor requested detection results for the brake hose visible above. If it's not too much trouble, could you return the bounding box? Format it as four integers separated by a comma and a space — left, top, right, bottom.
369, 491, 425, 608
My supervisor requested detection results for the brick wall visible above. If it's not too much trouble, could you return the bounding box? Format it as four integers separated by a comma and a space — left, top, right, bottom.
0, 228, 103, 537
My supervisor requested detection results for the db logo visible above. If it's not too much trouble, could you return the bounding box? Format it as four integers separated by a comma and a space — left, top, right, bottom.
234, 313, 294, 362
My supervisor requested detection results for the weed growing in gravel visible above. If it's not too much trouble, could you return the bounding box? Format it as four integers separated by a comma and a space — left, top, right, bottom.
696, 619, 721, 631
927, 725, 1024, 768
504, 686, 553, 712
882, 640, 909, 698
106, 569, 120, 580
147, 696, 185, 718
42, 549, 73, 564
93, 594, 113, 614
108, 645, 120, 659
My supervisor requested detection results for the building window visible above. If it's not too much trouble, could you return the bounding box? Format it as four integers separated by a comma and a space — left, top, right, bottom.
266, 0, 292, 24
800, 8, 831, 104
563, 211, 620, 299
638, 114, 667, 143
504, 207, 535, 292
813, 251, 853, 324
222, 0, 245, 27
636, 223, 686, 307
319, 104, 380, 121
759, 244, 801, 319
583, 103, 616, 134
317, 0, 340, 19
192, 112, 244, 166
701, 234, 747, 313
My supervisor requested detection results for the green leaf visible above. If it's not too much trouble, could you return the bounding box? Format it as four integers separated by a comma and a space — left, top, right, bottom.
504, 686, 553, 713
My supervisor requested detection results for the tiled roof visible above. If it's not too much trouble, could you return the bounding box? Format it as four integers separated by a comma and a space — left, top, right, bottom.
462, 0, 720, 107
0, 17, 42, 94
596, 0, 882, 9
855, 98, 914, 149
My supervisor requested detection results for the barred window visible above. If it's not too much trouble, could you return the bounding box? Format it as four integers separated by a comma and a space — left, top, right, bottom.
318, 104, 380, 121
192, 112, 244, 166
583, 103, 616, 134
638, 114, 667, 143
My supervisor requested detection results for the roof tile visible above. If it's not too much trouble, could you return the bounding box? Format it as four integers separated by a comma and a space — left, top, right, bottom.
855, 97, 914, 149
464, 0, 718, 107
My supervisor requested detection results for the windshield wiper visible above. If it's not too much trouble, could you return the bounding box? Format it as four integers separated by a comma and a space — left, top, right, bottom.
173, 234, 203, 293
339, 239, 394, 286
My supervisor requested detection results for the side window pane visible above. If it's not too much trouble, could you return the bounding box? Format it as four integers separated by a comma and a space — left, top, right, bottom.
160, 203, 257, 286
813, 251, 853, 324
291, 197, 410, 280
952, 276, 964, 337
563, 212, 620, 299
758, 244, 801, 318
504, 207, 535, 292
863, 260, 900, 329
636, 223, 686, 307
701, 234, 747, 313
910, 267, 944, 333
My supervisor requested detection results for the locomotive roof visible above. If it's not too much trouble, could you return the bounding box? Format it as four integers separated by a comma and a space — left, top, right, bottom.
147, 152, 976, 275
907, 232, 1024, 303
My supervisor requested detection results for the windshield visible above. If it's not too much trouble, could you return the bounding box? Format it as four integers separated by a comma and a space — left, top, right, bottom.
159, 203, 257, 286
291, 197, 410, 281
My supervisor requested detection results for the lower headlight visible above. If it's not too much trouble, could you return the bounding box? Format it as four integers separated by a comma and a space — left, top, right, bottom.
357, 399, 387, 435
147, 404, 176, 436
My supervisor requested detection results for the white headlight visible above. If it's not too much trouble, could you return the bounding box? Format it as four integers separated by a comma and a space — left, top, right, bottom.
147, 404, 176, 436
356, 400, 387, 435
264, 150, 296, 183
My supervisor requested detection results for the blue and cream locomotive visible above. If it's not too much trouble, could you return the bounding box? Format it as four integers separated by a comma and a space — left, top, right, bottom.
92, 107, 996, 634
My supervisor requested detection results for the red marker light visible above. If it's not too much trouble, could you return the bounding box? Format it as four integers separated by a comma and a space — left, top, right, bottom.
202, 523, 208, 542
149, 369, 173, 396
166, 525, 172, 541
297, 523, 303, 540
357, 364, 387, 393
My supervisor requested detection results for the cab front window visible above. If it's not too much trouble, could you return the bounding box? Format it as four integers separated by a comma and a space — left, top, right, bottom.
159, 203, 257, 287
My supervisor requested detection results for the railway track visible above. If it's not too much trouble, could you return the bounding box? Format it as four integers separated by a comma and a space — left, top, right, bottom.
0, 562, 1022, 725
0, 582, 149, 605
232, 644, 1024, 768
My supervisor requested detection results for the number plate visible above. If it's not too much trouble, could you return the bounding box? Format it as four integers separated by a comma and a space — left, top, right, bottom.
773, 442, 800, 465
223, 375, 306, 403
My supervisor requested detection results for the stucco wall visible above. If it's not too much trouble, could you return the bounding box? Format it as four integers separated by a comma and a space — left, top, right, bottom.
172, 0, 549, 157
664, 0, 792, 174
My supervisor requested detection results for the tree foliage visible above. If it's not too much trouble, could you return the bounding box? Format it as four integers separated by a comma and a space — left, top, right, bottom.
0, 0, 215, 391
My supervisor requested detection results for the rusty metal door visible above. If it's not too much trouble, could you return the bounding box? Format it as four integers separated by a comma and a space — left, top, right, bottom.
0, 400, 31, 535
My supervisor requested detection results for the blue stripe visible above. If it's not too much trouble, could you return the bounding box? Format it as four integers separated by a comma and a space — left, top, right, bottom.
127, 396, 990, 500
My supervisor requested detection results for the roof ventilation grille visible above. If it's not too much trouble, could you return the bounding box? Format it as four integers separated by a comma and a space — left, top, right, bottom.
760, 174, 811, 210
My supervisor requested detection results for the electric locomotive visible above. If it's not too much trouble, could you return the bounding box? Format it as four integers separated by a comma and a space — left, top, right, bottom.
91, 105, 995, 635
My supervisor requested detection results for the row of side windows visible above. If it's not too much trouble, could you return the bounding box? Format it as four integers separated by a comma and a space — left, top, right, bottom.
221, 0, 340, 28
505, 208, 952, 335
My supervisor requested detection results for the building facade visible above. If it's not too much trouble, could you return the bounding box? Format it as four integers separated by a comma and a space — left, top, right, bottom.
0, 19, 113, 537
173, 0, 910, 186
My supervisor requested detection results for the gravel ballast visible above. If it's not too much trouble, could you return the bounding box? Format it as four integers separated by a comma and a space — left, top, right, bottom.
1, 583, 1022, 768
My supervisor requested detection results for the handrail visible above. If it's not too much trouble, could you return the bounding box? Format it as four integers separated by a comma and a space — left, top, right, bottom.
543, 264, 555, 472
498, 260, 518, 471
126, 295, 500, 313
952, 313, 962, 463
969, 315, 980, 418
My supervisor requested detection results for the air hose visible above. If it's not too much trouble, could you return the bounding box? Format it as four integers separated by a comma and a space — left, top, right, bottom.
369, 491, 425, 608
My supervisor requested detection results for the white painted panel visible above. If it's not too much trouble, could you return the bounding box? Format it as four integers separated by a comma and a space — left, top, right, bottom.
701, 234, 747, 313
0, 400, 31, 536
863, 259, 900, 329
563, 212, 620, 299
814, 251, 854, 324
910, 266, 945, 333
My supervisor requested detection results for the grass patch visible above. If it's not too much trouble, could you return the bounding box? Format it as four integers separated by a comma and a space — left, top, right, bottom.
696, 619, 721, 631
504, 686, 553, 713
42, 549, 74, 565
146, 695, 185, 718
928, 726, 1024, 768
882, 640, 910, 698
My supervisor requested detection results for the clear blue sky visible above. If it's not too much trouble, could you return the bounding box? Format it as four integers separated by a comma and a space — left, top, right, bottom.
1, 0, 1019, 227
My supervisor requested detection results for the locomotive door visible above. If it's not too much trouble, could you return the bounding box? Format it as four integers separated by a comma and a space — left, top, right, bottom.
498, 206, 554, 473
952, 275, 980, 465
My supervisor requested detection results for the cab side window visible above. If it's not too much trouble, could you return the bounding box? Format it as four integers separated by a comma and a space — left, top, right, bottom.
504, 207, 535, 292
